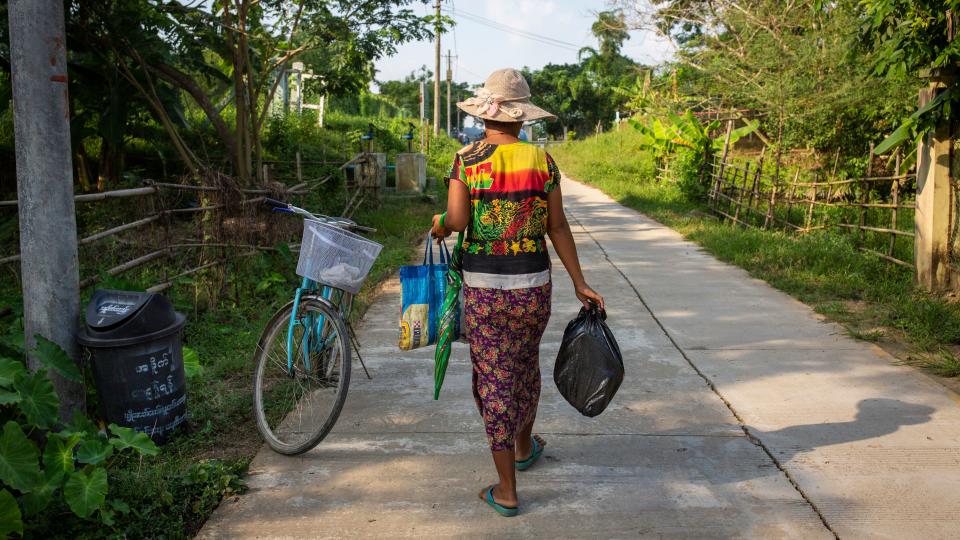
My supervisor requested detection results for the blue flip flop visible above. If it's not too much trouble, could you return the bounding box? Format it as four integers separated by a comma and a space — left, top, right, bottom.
515, 435, 544, 471
483, 486, 518, 517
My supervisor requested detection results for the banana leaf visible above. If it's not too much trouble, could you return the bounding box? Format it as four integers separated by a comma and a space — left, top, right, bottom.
434, 232, 464, 400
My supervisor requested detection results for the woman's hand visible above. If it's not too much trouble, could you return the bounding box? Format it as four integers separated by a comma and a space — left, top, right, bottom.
575, 283, 604, 311
431, 214, 451, 241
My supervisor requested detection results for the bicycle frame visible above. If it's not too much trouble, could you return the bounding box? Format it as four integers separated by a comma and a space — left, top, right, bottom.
285, 277, 352, 377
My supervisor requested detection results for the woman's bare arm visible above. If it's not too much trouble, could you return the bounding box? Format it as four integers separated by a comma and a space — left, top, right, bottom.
547, 186, 604, 310
431, 179, 469, 239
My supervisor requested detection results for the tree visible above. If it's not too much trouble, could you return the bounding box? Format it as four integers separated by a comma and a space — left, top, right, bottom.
591, 10, 630, 58
523, 10, 640, 139
861, 1, 960, 156
0, 1, 436, 187
615, 0, 918, 164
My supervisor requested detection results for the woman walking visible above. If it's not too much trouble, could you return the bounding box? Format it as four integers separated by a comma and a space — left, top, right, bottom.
431, 68, 604, 516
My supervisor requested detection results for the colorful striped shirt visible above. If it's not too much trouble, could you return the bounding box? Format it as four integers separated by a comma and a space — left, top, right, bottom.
448, 141, 561, 290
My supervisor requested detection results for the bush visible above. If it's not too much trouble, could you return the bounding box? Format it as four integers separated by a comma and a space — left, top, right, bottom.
671, 149, 709, 201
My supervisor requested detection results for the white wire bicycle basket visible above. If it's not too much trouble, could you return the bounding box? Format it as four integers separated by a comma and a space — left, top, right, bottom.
296, 219, 383, 294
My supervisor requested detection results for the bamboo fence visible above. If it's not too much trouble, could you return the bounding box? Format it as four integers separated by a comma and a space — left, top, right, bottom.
707, 147, 916, 268
0, 155, 335, 294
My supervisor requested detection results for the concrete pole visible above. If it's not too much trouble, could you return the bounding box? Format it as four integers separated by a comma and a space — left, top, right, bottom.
914, 69, 959, 290
419, 80, 426, 152
446, 50, 452, 136
8, 0, 85, 417
433, 0, 441, 137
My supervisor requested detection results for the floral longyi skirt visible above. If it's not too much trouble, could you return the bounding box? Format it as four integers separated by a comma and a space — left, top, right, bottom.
463, 282, 552, 451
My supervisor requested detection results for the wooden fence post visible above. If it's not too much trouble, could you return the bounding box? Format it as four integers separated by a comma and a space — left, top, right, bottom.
708, 157, 719, 210
784, 171, 800, 231
746, 162, 759, 222
823, 180, 835, 229
750, 150, 766, 222
764, 184, 778, 229
714, 121, 733, 209
733, 162, 751, 225
889, 150, 901, 257
857, 143, 874, 246
804, 177, 818, 231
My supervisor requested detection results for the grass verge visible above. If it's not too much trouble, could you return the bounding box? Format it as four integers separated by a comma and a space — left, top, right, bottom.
550, 129, 960, 378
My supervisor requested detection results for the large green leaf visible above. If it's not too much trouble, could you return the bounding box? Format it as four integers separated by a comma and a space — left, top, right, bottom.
63, 467, 108, 518
76, 439, 113, 465
0, 421, 41, 493
182, 347, 203, 379
714, 119, 761, 150
13, 371, 59, 429
0, 390, 20, 406
20, 469, 63, 517
31, 335, 82, 383
874, 120, 915, 155
66, 412, 100, 437
43, 433, 80, 478
0, 489, 22, 537
0, 358, 26, 389
108, 424, 160, 456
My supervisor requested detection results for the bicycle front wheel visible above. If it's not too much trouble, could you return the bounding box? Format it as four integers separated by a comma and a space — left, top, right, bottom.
253, 296, 351, 455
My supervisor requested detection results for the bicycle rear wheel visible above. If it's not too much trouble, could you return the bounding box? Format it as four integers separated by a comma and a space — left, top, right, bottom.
253, 296, 351, 455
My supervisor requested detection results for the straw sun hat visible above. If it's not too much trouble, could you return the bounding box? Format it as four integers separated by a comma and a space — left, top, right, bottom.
456, 68, 557, 122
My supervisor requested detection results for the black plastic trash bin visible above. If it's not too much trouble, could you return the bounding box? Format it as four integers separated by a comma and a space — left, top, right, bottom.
77, 289, 188, 444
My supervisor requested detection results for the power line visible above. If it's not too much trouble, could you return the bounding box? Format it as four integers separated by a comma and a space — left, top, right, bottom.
451, 0, 459, 81
451, 12, 580, 51
442, 7, 582, 52
447, 7, 583, 49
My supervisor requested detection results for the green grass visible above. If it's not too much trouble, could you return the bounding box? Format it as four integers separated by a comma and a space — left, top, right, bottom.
551, 129, 960, 370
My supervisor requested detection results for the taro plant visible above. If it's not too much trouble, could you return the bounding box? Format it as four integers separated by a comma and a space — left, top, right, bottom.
0, 336, 159, 536
630, 111, 758, 199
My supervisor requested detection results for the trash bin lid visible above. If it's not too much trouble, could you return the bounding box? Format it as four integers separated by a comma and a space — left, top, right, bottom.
86, 290, 154, 330
78, 289, 185, 346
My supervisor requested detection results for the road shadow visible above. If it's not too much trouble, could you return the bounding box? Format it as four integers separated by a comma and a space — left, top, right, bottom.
746, 398, 935, 464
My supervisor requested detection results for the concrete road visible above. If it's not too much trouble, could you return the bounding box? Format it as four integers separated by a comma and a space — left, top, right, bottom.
199, 178, 960, 539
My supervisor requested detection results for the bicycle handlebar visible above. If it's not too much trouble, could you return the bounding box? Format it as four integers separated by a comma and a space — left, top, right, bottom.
261, 198, 376, 234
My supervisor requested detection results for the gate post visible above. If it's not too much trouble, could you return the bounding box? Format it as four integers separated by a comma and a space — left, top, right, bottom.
914, 67, 959, 290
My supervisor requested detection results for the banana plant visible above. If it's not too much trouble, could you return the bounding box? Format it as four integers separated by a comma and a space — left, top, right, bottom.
630, 111, 759, 170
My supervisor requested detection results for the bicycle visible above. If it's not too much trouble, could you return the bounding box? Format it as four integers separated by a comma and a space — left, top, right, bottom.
252, 198, 381, 455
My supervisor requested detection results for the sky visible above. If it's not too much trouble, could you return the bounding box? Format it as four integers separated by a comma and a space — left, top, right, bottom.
372, 0, 674, 88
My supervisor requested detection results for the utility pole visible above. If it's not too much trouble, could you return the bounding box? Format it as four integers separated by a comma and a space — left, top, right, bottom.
433, 0, 441, 137
8, 0, 85, 418
419, 80, 426, 151
446, 50, 455, 136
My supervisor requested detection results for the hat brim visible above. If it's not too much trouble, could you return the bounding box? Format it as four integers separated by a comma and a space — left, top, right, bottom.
456, 99, 557, 122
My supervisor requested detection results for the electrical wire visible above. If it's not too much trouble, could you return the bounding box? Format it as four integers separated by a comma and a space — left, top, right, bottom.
452, 12, 580, 51
450, 0, 459, 81
447, 6, 582, 49
442, 6, 582, 52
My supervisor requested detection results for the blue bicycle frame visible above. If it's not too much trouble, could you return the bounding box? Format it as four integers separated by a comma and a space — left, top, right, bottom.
266, 202, 357, 378
285, 277, 342, 376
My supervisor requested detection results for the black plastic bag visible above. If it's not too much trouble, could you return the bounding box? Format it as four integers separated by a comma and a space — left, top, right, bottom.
554, 305, 624, 417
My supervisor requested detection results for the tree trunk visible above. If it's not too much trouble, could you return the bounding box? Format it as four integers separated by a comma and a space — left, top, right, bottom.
150, 62, 239, 175
224, 2, 250, 184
